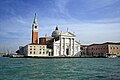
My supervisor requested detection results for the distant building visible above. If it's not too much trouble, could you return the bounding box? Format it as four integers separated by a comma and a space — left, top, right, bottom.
32, 13, 38, 44
23, 44, 47, 57
17, 14, 120, 58
52, 31, 81, 56
18, 14, 81, 57
39, 37, 53, 45
80, 45, 89, 57
19, 46, 24, 55
84, 42, 120, 57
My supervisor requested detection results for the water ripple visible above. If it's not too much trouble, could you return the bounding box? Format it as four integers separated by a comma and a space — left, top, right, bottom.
0, 58, 120, 80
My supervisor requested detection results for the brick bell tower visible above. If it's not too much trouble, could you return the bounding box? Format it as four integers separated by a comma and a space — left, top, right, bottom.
32, 13, 38, 44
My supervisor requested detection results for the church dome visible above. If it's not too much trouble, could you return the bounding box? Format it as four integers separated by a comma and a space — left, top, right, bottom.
52, 26, 60, 37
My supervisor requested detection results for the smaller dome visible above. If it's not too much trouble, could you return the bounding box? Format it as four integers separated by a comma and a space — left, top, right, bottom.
52, 26, 60, 37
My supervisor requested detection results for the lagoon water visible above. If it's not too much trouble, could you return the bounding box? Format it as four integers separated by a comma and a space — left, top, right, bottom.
0, 57, 120, 80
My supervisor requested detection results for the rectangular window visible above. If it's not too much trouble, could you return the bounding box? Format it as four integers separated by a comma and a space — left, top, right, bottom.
30, 52, 32, 54
43, 52, 45, 54
113, 47, 115, 49
39, 52, 41, 54
116, 47, 118, 49
111, 47, 112, 49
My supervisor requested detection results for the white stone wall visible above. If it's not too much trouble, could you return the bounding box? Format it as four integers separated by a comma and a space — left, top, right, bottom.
25, 44, 48, 57
53, 32, 81, 56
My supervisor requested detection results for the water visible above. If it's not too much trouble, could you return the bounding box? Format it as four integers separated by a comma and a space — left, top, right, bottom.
0, 57, 120, 80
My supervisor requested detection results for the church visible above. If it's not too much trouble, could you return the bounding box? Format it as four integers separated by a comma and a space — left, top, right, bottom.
19, 14, 81, 57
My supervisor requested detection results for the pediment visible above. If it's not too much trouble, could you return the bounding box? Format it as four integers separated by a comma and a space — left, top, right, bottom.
61, 32, 76, 37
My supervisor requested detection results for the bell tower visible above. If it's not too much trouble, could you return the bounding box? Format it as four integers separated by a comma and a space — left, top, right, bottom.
32, 13, 38, 44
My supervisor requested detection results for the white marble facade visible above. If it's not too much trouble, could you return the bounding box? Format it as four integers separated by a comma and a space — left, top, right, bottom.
53, 32, 81, 56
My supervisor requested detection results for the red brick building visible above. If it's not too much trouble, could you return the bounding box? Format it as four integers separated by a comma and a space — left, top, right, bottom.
32, 13, 38, 44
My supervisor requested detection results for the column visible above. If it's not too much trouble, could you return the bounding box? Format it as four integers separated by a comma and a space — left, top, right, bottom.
70, 38, 72, 56
73, 38, 75, 56
64, 38, 66, 56
60, 37, 63, 56
53, 39, 56, 56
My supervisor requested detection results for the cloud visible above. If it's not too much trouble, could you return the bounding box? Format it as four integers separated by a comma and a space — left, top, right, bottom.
88, 18, 120, 23
84, 0, 119, 11
0, 0, 120, 53
65, 0, 120, 20
60, 22, 120, 44
0, 16, 32, 40
52, 0, 72, 19
55, 0, 70, 13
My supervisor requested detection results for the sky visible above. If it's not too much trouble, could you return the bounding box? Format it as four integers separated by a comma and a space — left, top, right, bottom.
0, 0, 120, 53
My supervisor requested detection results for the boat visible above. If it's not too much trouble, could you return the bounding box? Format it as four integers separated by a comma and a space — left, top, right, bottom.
106, 53, 117, 58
